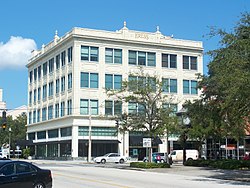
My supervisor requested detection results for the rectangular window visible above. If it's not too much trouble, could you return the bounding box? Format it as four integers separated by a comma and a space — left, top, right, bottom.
42, 85, 47, 100
128, 102, 137, 114
114, 101, 122, 115
183, 80, 190, 94
162, 54, 168, 67
34, 68, 37, 81
162, 54, 177, 68
80, 99, 98, 115
61, 51, 66, 66
128, 50, 137, 65
162, 78, 169, 92
191, 80, 198, 94
183, 56, 189, 69
68, 46, 73, 63
61, 101, 65, 117
114, 75, 122, 89
147, 52, 156, 66
42, 107, 47, 121
48, 129, 58, 138
48, 105, 53, 120
56, 79, 60, 94
61, 76, 65, 92
28, 112, 32, 124
48, 82, 53, 96
105, 74, 122, 90
169, 79, 177, 93
81, 46, 89, 61
183, 56, 197, 70
190, 56, 197, 70
67, 99, 72, 115
38, 66, 41, 79
104, 100, 122, 116
105, 48, 113, 63
37, 87, 41, 102
33, 89, 37, 103
29, 71, 33, 83
43, 62, 47, 76
105, 100, 113, 115
138, 52, 146, 65
90, 47, 98, 61
114, 49, 122, 64
37, 109, 40, 123
80, 46, 99, 62
105, 74, 113, 89
68, 73, 72, 90
56, 54, 60, 69
48, 58, 54, 73
170, 54, 177, 68
61, 127, 72, 137
80, 72, 98, 88
33, 111, 36, 124
37, 131, 46, 139
55, 103, 59, 118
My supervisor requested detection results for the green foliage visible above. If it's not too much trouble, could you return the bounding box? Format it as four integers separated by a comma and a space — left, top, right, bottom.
0, 113, 27, 149
184, 159, 250, 170
130, 162, 170, 168
22, 148, 30, 159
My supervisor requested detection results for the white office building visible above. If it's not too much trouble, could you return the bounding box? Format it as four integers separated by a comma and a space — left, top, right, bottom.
26, 23, 203, 160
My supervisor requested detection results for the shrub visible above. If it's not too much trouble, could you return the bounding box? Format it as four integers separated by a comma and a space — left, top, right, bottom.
130, 162, 170, 169
184, 159, 250, 170
22, 148, 30, 159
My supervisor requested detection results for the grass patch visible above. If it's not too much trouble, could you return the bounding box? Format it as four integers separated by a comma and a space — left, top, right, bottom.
130, 162, 170, 169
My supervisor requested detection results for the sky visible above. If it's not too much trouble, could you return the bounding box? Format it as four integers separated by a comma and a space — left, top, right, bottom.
0, 0, 249, 109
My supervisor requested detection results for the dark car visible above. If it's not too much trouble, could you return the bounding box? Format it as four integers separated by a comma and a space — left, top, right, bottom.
0, 160, 52, 188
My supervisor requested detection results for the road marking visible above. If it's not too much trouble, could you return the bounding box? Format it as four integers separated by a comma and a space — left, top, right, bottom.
54, 172, 133, 188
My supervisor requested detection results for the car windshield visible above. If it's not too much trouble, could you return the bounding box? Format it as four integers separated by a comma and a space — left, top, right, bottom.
104, 153, 111, 157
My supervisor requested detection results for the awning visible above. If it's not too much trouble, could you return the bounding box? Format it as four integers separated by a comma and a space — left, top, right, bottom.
16, 140, 33, 147
79, 139, 121, 144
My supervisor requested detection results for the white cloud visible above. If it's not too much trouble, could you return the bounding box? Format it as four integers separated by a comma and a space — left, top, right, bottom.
0, 36, 37, 69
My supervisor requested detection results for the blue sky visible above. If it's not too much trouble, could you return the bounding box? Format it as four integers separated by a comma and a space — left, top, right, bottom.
0, 0, 249, 109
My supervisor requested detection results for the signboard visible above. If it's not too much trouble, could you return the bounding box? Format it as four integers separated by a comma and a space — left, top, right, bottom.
143, 138, 151, 148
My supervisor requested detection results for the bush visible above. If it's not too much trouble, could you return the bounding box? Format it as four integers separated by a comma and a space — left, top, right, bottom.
130, 162, 170, 169
184, 159, 250, 170
22, 148, 30, 159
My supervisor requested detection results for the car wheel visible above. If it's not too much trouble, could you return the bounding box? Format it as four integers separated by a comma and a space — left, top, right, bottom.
160, 159, 165, 163
119, 159, 125, 164
34, 182, 45, 188
101, 159, 106, 164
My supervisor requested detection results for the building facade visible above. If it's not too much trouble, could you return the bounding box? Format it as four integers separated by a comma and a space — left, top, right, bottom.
26, 23, 203, 159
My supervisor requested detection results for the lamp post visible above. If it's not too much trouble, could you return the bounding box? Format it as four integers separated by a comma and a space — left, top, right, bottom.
8, 127, 12, 159
176, 108, 190, 165
88, 102, 92, 163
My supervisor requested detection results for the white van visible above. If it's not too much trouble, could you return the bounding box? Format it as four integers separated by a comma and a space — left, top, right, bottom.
169, 149, 199, 162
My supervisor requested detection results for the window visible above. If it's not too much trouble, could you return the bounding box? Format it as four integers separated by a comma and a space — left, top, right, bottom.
28, 133, 35, 140
129, 51, 156, 66
61, 101, 65, 117
105, 100, 122, 115
80, 72, 99, 88
67, 99, 72, 115
81, 46, 99, 62
163, 103, 178, 116
128, 76, 156, 91
105, 74, 122, 90
29, 91, 32, 105
48, 82, 53, 97
29, 71, 33, 83
68, 73, 72, 90
183, 80, 197, 94
38, 66, 41, 79
42, 107, 47, 121
68, 46, 73, 63
128, 102, 145, 115
128, 50, 137, 65
33, 89, 37, 103
162, 54, 177, 68
80, 99, 98, 115
43, 62, 47, 76
48, 105, 53, 120
34, 68, 37, 81
37, 87, 41, 102
55, 103, 59, 118
105, 48, 122, 64
16, 163, 35, 174
183, 56, 197, 70
56, 79, 60, 94
162, 78, 177, 93
49, 58, 54, 73
37, 109, 40, 123
28, 112, 32, 124
0, 164, 14, 176
61, 127, 72, 137
61, 76, 65, 92
56, 54, 60, 69
37, 131, 46, 139
61, 51, 66, 66
33, 110, 36, 123
48, 129, 58, 138
42, 84, 47, 100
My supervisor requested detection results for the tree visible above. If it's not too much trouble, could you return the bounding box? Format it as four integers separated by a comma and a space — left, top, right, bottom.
107, 68, 177, 162
185, 12, 250, 152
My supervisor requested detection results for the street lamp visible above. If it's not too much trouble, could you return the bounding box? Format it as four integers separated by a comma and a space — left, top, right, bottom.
176, 108, 190, 165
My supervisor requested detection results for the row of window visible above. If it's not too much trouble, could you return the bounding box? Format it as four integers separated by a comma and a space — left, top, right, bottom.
28, 127, 72, 140
29, 73, 72, 104
80, 46, 198, 70
29, 46, 73, 83
28, 100, 72, 124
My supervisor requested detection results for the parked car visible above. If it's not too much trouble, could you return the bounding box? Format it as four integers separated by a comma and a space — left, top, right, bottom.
94, 153, 127, 164
169, 149, 199, 163
0, 160, 52, 188
143, 152, 169, 163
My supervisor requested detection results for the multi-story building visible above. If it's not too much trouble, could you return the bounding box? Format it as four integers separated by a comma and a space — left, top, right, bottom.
26, 23, 203, 160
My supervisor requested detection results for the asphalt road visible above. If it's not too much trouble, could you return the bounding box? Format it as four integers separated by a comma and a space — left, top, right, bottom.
30, 161, 250, 188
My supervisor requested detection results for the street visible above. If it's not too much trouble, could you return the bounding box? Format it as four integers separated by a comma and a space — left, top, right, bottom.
32, 161, 250, 188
